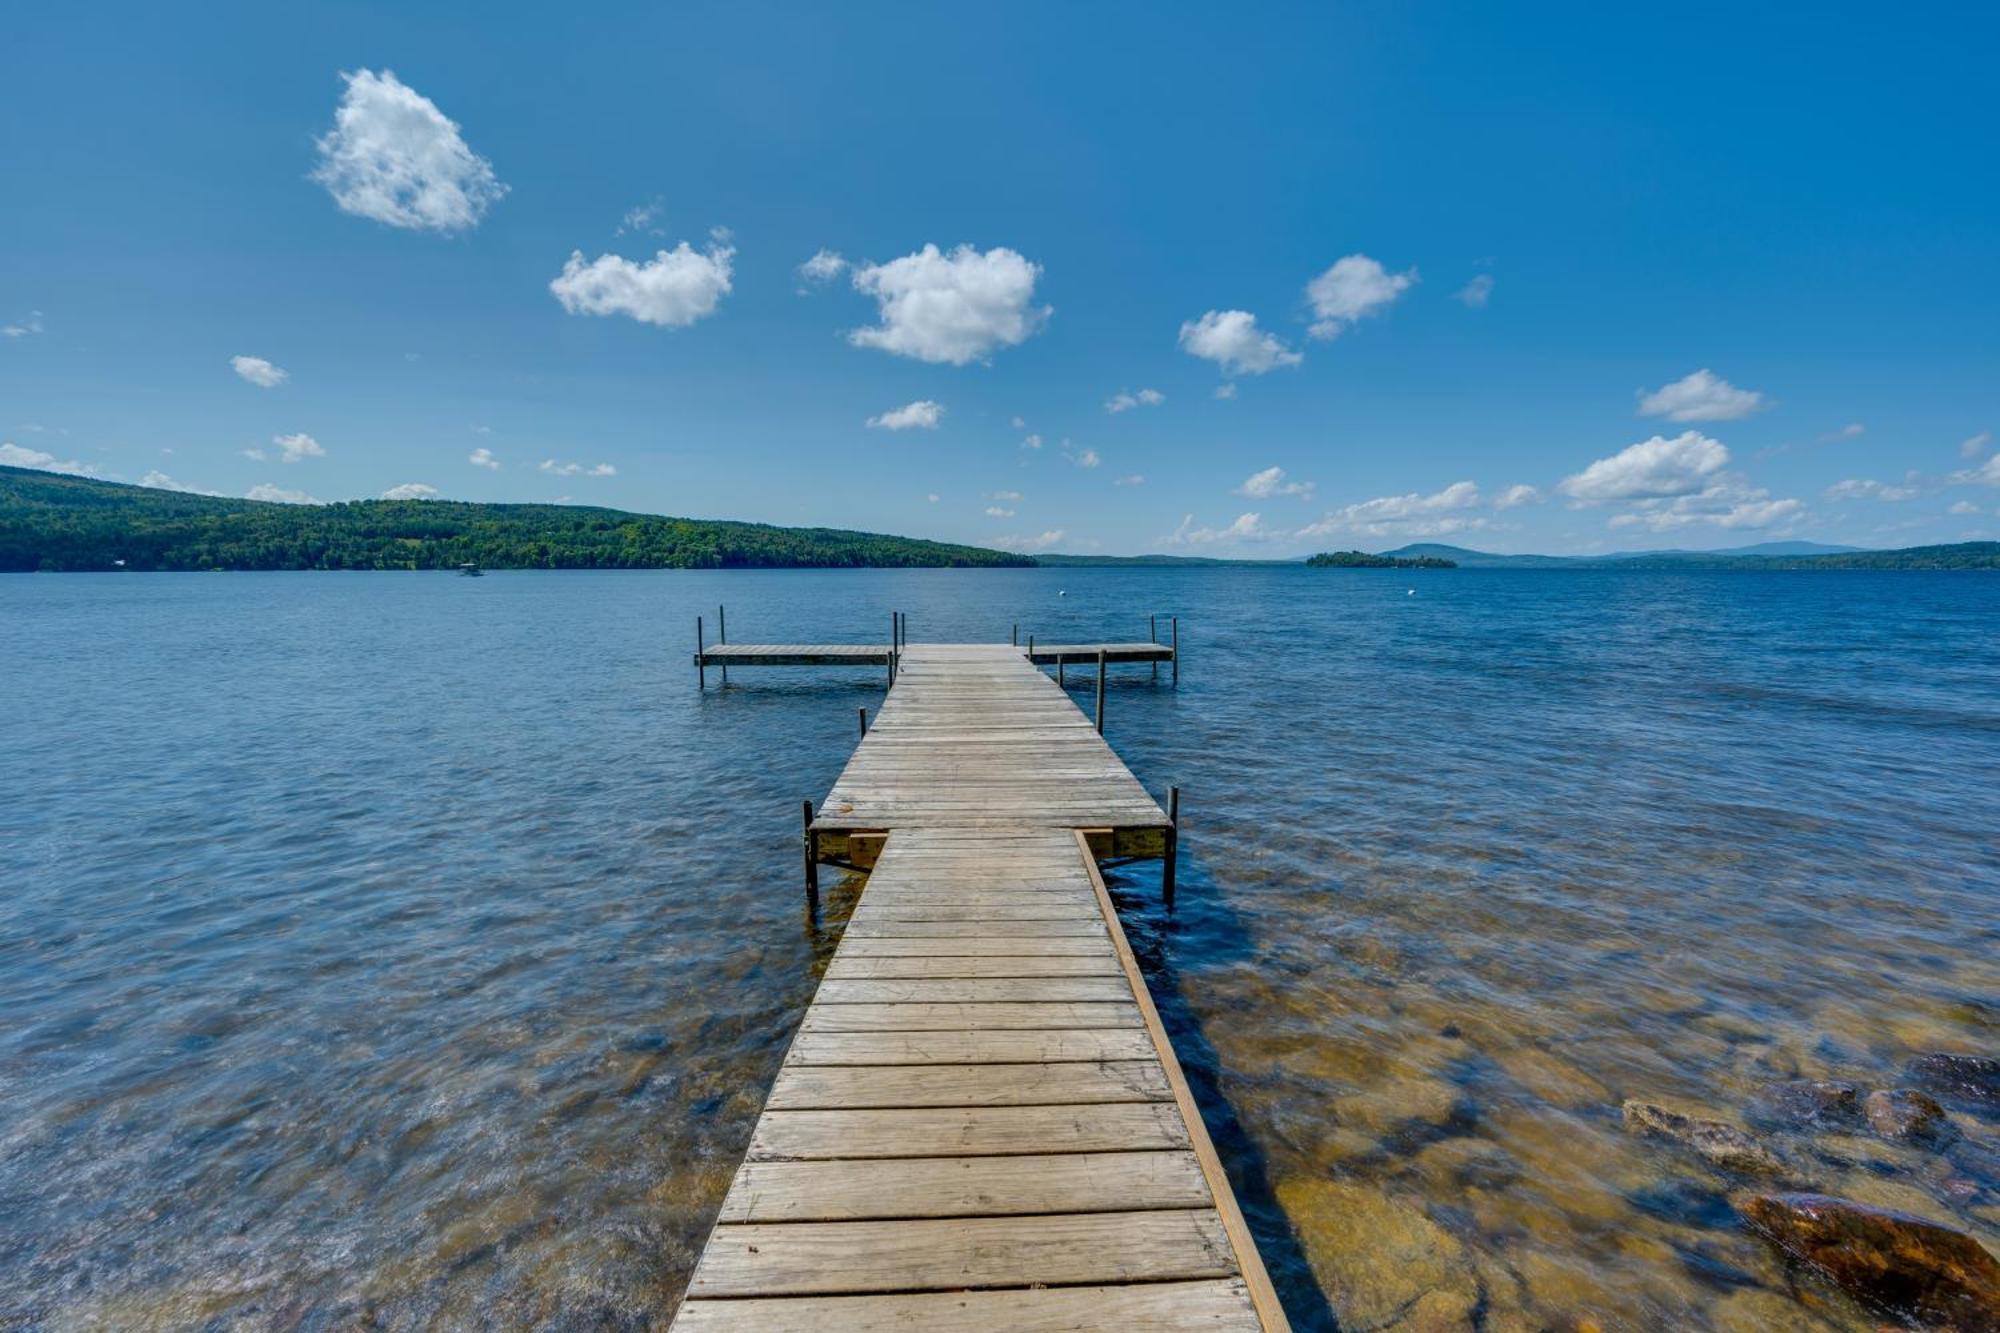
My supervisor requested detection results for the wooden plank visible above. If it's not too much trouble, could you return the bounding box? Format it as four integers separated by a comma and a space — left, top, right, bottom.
814, 977, 1135, 1003
822, 954, 1124, 979
673, 1280, 1259, 1332
717, 1150, 1212, 1222
784, 1028, 1157, 1065
843, 919, 1107, 938
799, 1001, 1143, 1031
685, 1209, 1237, 1297
835, 936, 1116, 958
766, 1060, 1171, 1109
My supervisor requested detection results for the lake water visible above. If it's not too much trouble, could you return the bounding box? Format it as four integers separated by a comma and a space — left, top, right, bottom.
2, 568, 1996, 1330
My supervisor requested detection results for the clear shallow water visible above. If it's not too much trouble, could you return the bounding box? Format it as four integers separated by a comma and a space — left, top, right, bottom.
2, 568, 1996, 1330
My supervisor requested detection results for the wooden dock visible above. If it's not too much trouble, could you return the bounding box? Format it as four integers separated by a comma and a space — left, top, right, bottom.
672, 639, 1284, 1330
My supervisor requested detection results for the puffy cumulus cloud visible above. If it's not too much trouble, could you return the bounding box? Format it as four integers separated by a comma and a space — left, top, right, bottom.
1962, 430, 1993, 460
0, 441, 98, 475
1020, 432, 1043, 450
1105, 388, 1164, 414
1559, 432, 1728, 503
1305, 254, 1416, 339
1952, 453, 2000, 487
1213, 383, 1238, 400
866, 400, 945, 431
984, 506, 1015, 517
925, 492, 940, 503
1494, 483, 1542, 510
1065, 446, 1100, 469
847, 244, 1049, 365
1819, 422, 1865, 443
139, 471, 220, 494
1235, 466, 1315, 500
989, 490, 1023, 502
989, 529, 1066, 553
539, 459, 616, 477
617, 202, 663, 237
312, 70, 505, 232
1298, 481, 1485, 539
272, 432, 325, 464
230, 355, 288, 388
382, 482, 439, 500
1170, 512, 1270, 545
1637, 369, 1767, 423
2, 310, 45, 338
1948, 500, 1982, 515
1114, 474, 1145, 487
1177, 310, 1301, 376
1607, 476, 1803, 532
1825, 477, 1920, 502
246, 483, 319, 504
469, 447, 499, 470
550, 242, 734, 328
1455, 274, 1494, 308
798, 249, 847, 284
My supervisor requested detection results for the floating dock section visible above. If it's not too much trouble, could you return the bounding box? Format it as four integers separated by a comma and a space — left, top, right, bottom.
672, 636, 1285, 1331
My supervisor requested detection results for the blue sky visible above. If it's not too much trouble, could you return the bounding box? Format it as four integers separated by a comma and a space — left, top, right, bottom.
4, 2, 1996, 555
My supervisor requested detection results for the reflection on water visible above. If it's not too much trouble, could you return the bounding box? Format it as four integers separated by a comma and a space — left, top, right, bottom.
2, 568, 1995, 1329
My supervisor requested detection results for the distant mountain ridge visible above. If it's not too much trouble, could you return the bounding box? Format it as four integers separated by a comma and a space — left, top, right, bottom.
1377, 542, 1999, 570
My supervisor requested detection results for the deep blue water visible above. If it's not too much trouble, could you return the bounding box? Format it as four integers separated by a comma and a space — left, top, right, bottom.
2, 568, 1996, 1329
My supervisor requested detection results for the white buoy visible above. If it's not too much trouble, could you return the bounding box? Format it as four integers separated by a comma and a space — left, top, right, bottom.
1407, 589, 1415, 595
1058, 589, 1067, 597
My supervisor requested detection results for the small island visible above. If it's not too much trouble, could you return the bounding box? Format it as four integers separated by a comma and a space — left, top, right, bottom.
1306, 549, 1457, 569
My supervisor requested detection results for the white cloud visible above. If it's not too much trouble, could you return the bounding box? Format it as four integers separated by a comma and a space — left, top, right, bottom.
240, 447, 266, 461
1825, 477, 1920, 502
1235, 466, 1315, 500
0, 441, 97, 475
1010, 416, 1026, 429
3, 310, 46, 338
985, 506, 1015, 517
1068, 447, 1100, 469
1170, 512, 1270, 545
866, 400, 945, 431
1819, 422, 1865, 442
230, 355, 288, 388
589, 463, 616, 477
1105, 388, 1165, 414
1177, 310, 1301, 376
1494, 483, 1542, 510
1020, 433, 1043, 450
989, 529, 1066, 553
550, 242, 734, 328
1114, 474, 1145, 487
1455, 274, 1494, 308
1299, 481, 1485, 538
1559, 431, 1729, 503
989, 489, 1023, 501
617, 202, 663, 237
925, 492, 940, 503
1607, 476, 1803, 532
1637, 369, 1767, 423
1305, 254, 1417, 339
382, 482, 439, 500
246, 483, 319, 504
138, 471, 221, 494
471, 423, 492, 434
847, 244, 1049, 365
799, 249, 847, 283
538, 459, 615, 477
272, 432, 324, 464
469, 447, 499, 470
1213, 383, 1238, 400
312, 70, 504, 232
1961, 431, 1993, 460
1948, 500, 1981, 515
1952, 454, 2000, 487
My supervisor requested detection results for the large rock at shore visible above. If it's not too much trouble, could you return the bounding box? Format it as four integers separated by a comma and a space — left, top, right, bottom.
1741, 1192, 2000, 1332
1622, 1100, 1785, 1176
1277, 1177, 1480, 1330
1909, 1054, 2000, 1116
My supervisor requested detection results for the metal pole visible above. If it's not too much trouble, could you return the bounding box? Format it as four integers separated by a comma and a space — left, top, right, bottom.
1172, 616, 1180, 687
1163, 785, 1180, 909
718, 605, 727, 686
1095, 647, 1107, 734
801, 799, 819, 916
696, 615, 705, 690
858, 706, 868, 738
1151, 615, 1158, 682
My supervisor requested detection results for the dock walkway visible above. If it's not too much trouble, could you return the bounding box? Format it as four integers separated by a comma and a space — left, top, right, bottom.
673, 642, 1284, 1330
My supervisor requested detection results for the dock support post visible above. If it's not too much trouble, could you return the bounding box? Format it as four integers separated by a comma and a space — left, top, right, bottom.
1172, 616, 1180, 687
696, 615, 706, 690
1012, 623, 1018, 647
1163, 784, 1180, 909
1151, 615, 1158, 682
858, 706, 868, 738
1095, 647, 1107, 734
1058, 654, 1065, 687
801, 799, 819, 917
718, 605, 728, 686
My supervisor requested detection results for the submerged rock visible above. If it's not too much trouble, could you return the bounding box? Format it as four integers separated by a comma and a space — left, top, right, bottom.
1277, 1176, 1480, 1330
1909, 1054, 2000, 1116
1742, 1192, 2000, 1332
1622, 1100, 1785, 1176
1749, 1080, 1861, 1131
1867, 1088, 1952, 1143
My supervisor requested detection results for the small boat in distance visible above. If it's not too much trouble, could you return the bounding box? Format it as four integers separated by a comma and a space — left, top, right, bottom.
457, 562, 483, 578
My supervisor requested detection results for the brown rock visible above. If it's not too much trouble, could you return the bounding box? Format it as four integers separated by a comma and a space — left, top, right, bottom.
1750, 1080, 1861, 1130
1867, 1088, 1952, 1143
1277, 1177, 1480, 1330
1622, 1099, 1785, 1176
1742, 1192, 2000, 1332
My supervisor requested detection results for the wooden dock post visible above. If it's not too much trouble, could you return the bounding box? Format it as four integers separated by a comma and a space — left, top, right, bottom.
1172, 616, 1180, 687
857, 706, 868, 738
1058, 652, 1065, 687
1151, 614, 1159, 682
800, 799, 819, 916
718, 605, 728, 686
696, 615, 706, 690
1164, 784, 1181, 909
1012, 622, 1018, 646
1095, 647, 1107, 734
